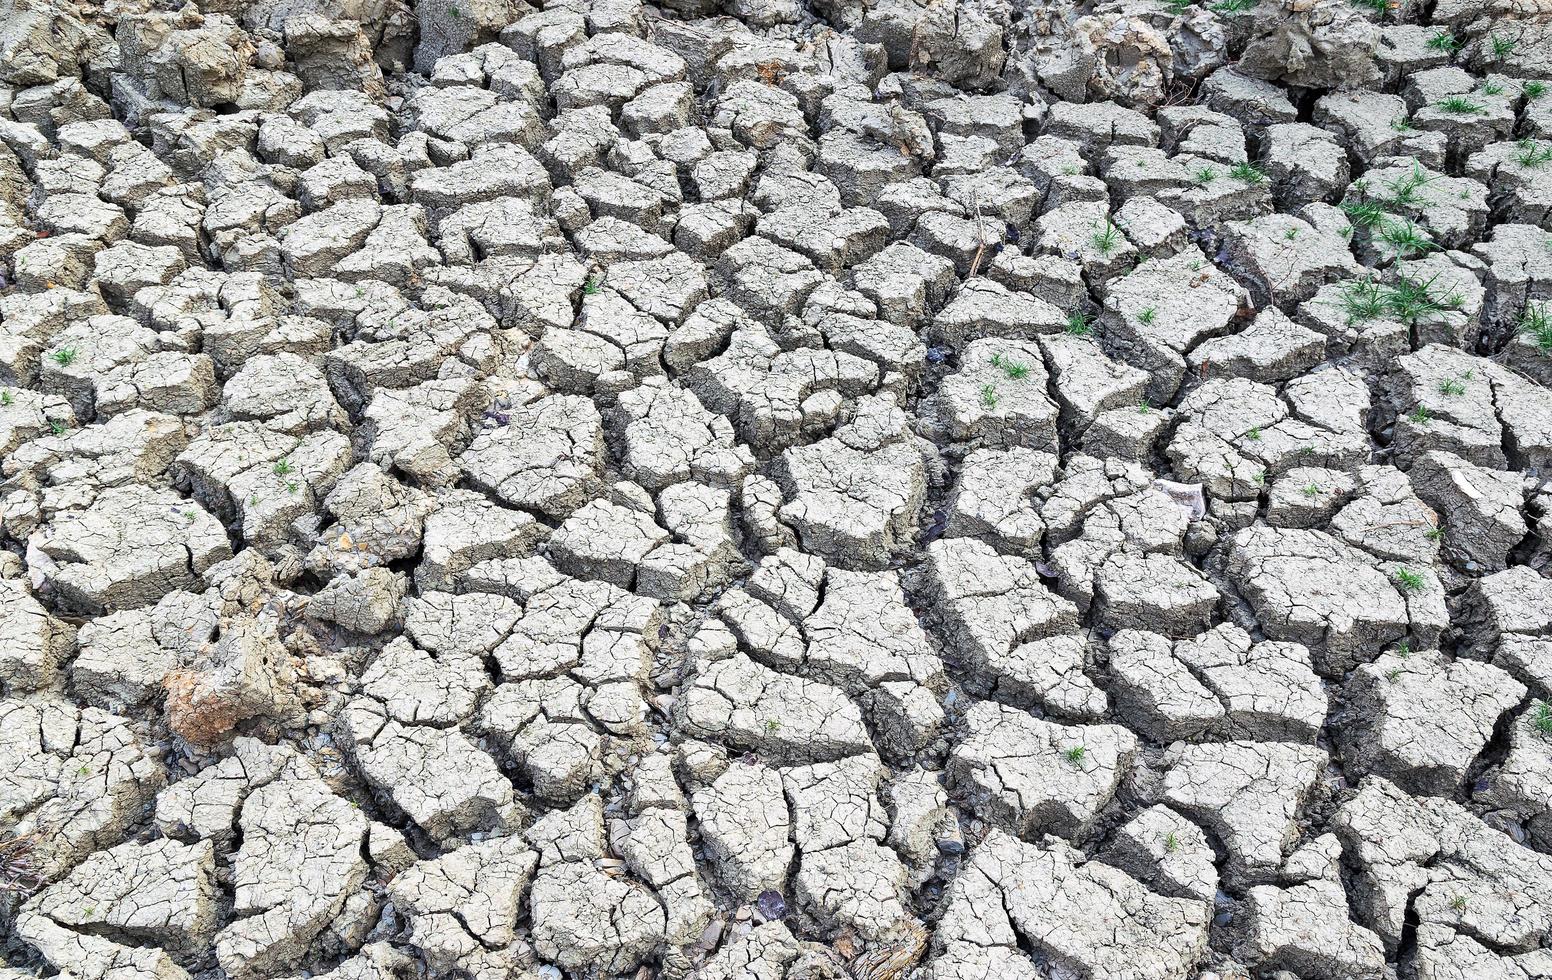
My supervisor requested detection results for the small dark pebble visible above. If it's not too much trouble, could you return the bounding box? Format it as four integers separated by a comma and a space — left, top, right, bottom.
922, 506, 949, 544
936, 837, 965, 856
926, 345, 950, 365
756, 889, 787, 920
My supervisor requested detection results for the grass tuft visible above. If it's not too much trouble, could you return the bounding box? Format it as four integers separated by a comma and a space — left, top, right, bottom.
1378, 218, 1436, 257
1229, 161, 1267, 184
1426, 30, 1461, 55
1341, 278, 1387, 324
991, 353, 1031, 381
1436, 95, 1485, 115
1092, 221, 1121, 256
1516, 139, 1552, 169
1384, 163, 1435, 208
1393, 567, 1426, 593
1386, 273, 1462, 324
1340, 198, 1385, 229
1522, 303, 1552, 352
1534, 702, 1552, 738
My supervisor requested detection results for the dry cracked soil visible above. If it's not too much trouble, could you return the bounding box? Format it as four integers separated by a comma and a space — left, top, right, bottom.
3, 0, 1552, 979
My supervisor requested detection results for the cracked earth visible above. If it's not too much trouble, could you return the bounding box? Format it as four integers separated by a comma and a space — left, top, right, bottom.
2, 0, 1552, 979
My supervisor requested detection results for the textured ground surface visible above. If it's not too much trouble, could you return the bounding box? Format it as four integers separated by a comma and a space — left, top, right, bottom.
2, 0, 1552, 978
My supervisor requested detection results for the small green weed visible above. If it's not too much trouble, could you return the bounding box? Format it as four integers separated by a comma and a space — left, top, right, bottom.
51, 347, 77, 367
991, 353, 1031, 380
1340, 198, 1385, 229
1063, 745, 1087, 765
980, 383, 999, 409
1491, 34, 1517, 59
1092, 221, 1121, 256
1138, 306, 1158, 325
1393, 567, 1426, 593
1378, 219, 1436, 257
1386, 273, 1462, 323
1384, 163, 1435, 208
1230, 161, 1267, 184
1426, 31, 1461, 55
1516, 139, 1552, 169
1522, 303, 1552, 351
1408, 405, 1434, 425
1533, 702, 1552, 738
1437, 96, 1485, 114
1066, 310, 1093, 337
1341, 278, 1387, 324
